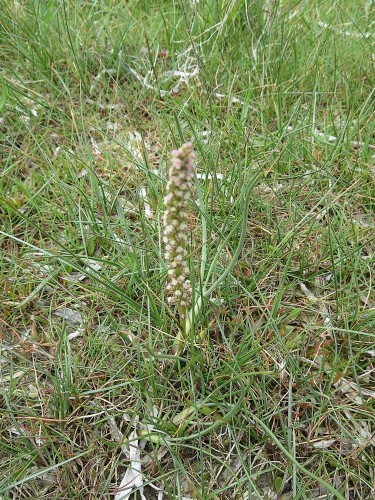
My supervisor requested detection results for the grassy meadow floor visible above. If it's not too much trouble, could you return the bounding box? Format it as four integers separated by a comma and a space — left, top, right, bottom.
1, 0, 374, 498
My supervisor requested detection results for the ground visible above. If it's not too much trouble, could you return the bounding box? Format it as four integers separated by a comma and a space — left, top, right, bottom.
0, 0, 374, 499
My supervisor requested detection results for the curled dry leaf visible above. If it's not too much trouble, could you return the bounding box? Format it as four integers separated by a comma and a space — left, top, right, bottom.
53, 307, 82, 325
311, 438, 336, 449
109, 414, 164, 500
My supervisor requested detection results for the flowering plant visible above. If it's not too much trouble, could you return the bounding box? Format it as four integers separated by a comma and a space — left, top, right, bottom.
163, 141, 261, 354
163, 142, 194, 328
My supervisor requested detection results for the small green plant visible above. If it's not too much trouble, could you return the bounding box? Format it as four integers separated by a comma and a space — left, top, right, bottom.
164, 142, 262, 354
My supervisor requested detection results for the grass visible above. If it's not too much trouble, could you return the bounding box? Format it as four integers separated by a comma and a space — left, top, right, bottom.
0, 0, 374, 498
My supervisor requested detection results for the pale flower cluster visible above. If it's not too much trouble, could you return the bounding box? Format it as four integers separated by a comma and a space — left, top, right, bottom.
163, 142, 194, 307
